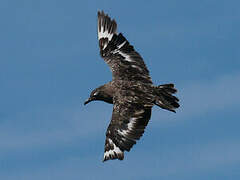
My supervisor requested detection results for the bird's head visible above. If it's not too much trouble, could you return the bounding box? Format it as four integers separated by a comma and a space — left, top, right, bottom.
84, 86, 113, 105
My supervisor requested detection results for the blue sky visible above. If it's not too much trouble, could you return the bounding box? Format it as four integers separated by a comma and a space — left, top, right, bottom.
0, 0, 240, 179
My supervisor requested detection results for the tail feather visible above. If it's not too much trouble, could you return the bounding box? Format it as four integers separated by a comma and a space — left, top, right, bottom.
155, 84, 180, 112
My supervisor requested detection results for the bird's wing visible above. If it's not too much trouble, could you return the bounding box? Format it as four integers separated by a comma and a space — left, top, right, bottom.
103, 92, 153, 162
98, 11, 152, 84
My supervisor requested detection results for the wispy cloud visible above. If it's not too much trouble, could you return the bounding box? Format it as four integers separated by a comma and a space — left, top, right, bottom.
128, 139, 240, 179
1, 73, 239, 152
0, 73, 239, 180
1, 139, 239, 180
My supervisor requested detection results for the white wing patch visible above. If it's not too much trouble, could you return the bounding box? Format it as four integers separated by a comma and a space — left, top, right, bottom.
117, 117, 139, 136
118, 51, 133, 62
103, 138, 123, 161
112, 49, 134, 63
117, 41, 126, 49
98, 19, 115, 50
98, 26, 114, 41
131, 65, 143, 72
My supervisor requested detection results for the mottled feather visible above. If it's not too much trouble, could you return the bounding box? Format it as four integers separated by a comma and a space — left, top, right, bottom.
98, 11, 152, 84
103, 89, 153, 161
85, 11, 180, 162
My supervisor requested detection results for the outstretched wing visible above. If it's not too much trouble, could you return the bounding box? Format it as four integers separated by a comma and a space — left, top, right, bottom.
103, 94, 153, 162
98, 11, 152, 84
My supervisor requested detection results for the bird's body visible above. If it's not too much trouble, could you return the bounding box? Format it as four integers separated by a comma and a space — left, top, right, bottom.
85, 11, 180, 162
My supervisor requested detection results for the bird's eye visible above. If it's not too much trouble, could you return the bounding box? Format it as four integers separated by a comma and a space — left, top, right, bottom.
93, 92, 99, 96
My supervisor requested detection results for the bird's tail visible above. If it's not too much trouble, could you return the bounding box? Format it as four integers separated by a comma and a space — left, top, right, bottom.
154, 84, 180, 112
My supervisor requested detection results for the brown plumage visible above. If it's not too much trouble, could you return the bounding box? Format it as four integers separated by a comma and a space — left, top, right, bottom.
84, 11, 180, 162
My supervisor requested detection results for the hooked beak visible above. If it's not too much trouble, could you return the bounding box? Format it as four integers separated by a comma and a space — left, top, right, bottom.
84, 97, 93, 105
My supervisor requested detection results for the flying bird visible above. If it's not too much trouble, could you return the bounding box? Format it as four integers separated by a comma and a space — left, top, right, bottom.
84, 11, 180, 162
